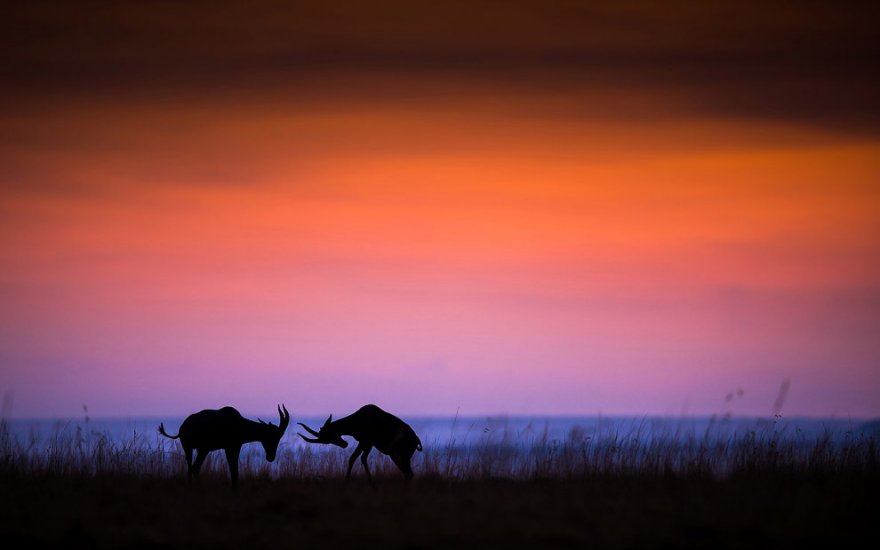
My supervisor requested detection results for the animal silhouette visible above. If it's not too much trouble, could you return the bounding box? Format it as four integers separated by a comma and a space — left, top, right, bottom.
298, 404, 422, 486
158, 404, 290, 486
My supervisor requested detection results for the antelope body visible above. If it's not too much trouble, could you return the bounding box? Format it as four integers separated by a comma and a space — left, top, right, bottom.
298, 404, 423, 486
158, 404, 290, 486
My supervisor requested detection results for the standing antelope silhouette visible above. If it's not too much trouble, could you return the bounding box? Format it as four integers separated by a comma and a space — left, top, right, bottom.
298, 404, 423, 486
158, 404, 290, 487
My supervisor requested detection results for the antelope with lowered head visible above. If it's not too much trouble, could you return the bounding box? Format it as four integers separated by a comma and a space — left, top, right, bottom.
298, 404, 422, 486
158, 404, 290, 487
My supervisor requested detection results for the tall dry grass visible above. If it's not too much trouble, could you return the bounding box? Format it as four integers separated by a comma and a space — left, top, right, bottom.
1, 415, 875, 481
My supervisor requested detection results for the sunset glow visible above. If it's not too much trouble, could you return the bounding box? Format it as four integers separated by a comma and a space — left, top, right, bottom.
1, 1, 878, 418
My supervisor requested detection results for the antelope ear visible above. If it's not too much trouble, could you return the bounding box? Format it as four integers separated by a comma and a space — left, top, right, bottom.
324, 414, 333, 427
258, 418, 266, 424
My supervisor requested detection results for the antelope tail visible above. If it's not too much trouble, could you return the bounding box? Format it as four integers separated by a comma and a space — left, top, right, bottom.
158, 422, 180, 439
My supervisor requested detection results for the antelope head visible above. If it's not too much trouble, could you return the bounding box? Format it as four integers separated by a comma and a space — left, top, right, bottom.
298, 415, 349, 448
258, 404, 290, 462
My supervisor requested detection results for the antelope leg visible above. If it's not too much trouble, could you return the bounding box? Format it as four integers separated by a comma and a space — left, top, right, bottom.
225, 446, 241, 488
360, 445, 375, 489
185, 447, 194, 484
191, 450, 208, 485
346, 444, 365, 481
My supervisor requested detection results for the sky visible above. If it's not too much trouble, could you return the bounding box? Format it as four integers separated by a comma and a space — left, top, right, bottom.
1, 1, 879, 419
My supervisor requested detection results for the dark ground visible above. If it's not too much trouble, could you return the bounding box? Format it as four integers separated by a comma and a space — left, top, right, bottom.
0, 472, 876, 549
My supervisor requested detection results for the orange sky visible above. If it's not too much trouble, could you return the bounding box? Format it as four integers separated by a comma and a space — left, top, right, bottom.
1, 2, 878, 418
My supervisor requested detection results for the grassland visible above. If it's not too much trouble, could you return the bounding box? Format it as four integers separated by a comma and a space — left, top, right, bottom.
1, 419, 876, 548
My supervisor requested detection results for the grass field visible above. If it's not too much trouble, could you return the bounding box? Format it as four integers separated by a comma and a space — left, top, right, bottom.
1, 419, 877, 548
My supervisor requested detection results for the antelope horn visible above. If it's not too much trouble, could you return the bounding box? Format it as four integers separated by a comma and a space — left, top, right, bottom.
298, 433, 321, 443
278, 404, 290, 431
297, 422, 321, 438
